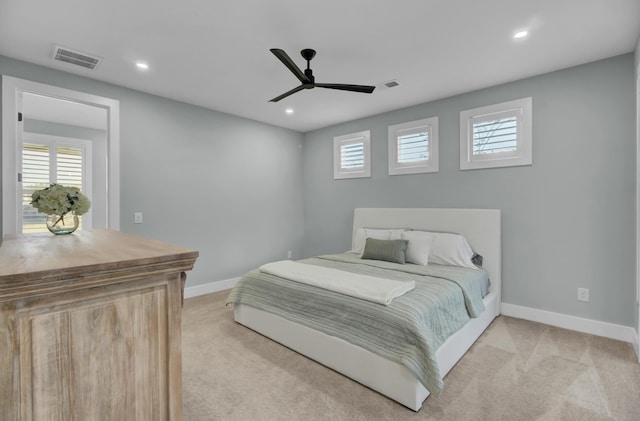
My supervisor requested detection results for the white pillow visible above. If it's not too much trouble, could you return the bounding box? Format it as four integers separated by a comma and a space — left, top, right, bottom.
428, 232, 477, 269
388, 229, 405, 241
351, 228, 406, 254
401, 231, 435, 266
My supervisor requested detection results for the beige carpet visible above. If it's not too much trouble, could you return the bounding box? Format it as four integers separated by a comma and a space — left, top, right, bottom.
182, 291, 640, 421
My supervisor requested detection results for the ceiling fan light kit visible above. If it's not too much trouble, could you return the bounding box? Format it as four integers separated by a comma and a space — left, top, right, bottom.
269, 48, 376, 102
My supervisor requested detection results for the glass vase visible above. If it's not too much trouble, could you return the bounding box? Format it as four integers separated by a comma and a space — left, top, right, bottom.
46, 213, 79, 235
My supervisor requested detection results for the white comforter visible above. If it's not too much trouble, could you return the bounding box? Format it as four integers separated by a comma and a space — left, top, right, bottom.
259, 260, 415, 305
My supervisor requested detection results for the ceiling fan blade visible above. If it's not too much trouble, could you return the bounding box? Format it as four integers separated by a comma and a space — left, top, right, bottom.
270, 49, 310, 84
315, 83, 376, 94
269, 85, 305, 102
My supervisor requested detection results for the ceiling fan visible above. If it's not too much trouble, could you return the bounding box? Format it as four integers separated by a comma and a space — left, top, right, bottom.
269, 48, 376, 102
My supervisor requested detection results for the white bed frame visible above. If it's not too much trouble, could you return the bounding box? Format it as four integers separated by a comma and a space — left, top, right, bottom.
234, 208, 501, 411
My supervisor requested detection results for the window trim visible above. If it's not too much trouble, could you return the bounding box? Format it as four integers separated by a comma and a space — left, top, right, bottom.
333, 130, 371, 179
460, 97, 532, 170
388, 116, 439, 175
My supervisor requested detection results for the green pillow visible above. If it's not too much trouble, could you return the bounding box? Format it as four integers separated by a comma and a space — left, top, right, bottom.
361, 238, 408, 264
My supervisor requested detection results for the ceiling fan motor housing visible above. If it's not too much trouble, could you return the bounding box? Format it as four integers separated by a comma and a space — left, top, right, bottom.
304, 69, 315, 85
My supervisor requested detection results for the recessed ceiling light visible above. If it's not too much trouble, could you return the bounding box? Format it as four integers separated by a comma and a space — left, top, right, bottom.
514, 30, 528, 39
285, 108, 294, 115
136, 62, 149, 70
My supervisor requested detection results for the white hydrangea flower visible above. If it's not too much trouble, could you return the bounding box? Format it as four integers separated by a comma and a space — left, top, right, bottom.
30, 184, 92, 217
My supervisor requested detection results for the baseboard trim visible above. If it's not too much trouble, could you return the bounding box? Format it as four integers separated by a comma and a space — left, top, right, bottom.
184, 277, 240, 299
501, 302, 636, 344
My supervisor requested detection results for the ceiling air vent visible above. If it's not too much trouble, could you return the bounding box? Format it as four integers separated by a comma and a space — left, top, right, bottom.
384, 79, 400, 88
51, 45, 102, 70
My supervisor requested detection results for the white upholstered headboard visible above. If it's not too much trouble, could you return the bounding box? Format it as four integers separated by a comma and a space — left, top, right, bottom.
352, 208, 501, 304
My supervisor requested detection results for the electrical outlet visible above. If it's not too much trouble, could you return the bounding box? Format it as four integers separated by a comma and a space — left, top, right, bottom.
134, 212, 143, 224
287, 250, 292, 259
578, 288, 590, 302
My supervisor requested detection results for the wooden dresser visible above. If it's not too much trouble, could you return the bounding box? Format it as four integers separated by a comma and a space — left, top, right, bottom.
0, 229, 198, 421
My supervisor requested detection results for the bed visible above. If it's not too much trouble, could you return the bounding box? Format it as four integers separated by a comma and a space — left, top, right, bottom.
227, 208, 501, 411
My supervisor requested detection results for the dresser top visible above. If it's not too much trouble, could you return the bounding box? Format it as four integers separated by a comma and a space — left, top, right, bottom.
0, 229, 199, 283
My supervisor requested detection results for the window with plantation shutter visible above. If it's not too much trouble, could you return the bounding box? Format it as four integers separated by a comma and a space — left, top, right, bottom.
20, 134, 92, 234
460, 97, 532, 170
472, 116, 517, 155
398, 133, 428, 163
388, 117, 439, 175
333, 130, 371, 179
22, 143, 50, 233
341, 142, 365, 169
57, 146, 84, 187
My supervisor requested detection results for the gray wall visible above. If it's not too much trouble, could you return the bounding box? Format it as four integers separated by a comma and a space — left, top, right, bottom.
302, 54, 636, 326
1, 55, 305, 287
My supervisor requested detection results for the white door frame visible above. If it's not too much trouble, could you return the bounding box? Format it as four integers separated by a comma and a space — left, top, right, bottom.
2, 76, 120, 234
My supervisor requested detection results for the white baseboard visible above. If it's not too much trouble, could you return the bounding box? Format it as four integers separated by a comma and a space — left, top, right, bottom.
184, 277, 240, 299
633, 329, 640, 363
501, 302, 636, 345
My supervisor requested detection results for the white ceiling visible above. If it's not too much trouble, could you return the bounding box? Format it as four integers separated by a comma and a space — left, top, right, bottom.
1, 0, 639, 133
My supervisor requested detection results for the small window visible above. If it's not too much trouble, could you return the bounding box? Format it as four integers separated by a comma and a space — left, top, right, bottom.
388, 117, 438, 175
460, 97, 532, 170
334, 130, 371, 179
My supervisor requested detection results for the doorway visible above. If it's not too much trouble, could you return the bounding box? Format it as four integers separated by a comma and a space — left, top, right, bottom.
2, 76, 120, 236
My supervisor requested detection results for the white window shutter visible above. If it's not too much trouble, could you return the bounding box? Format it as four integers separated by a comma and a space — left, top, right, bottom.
460, 97, 532, 170
334, 130, 371, 179
22, 143, 51, 233
398, 131, 429, 163
472, 116, 518, 155
388, 117, 439, 175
